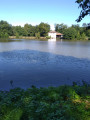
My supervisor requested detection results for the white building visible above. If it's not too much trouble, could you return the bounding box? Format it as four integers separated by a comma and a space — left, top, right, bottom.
48, 31, 63, 39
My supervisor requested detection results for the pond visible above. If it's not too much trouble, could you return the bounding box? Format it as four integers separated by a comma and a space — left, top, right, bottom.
0, 39, 90, 90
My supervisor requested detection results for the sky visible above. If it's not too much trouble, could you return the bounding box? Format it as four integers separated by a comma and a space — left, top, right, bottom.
0, 0, 90, 30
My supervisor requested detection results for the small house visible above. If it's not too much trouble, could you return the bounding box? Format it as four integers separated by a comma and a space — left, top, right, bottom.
48, 31, 63, 39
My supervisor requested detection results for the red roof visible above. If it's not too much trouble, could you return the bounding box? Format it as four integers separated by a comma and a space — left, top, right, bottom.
48, 31, 63, 35
48, 31, 56, 33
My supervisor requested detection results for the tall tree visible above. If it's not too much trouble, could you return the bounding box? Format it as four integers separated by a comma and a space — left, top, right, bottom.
76, 0, 90, 22
12, 26, 25, 36
38, 22, 50, 37
63, 27, 77, 40
55, 23, 67, 33
0, 20, 13, 37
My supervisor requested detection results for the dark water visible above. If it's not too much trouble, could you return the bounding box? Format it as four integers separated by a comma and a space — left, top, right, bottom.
0, 39, 90, 90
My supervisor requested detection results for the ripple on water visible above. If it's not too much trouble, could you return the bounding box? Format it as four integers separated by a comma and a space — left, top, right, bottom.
0, 50, 90, 90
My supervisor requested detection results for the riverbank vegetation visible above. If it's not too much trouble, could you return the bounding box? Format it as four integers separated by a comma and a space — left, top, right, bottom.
55, 23, 90, 40
0, 20, 50, 40
0, 82, 90, 120
0, 20, 90, 40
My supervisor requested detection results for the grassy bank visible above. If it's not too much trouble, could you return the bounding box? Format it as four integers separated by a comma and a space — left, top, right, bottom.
9, 36, 90, 41
9, 36, 47, 40
0, 83, 90, 120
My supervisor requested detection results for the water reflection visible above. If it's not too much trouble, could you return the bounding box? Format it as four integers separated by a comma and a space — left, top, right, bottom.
48, 38, 56, 41
0, 39, 90, 59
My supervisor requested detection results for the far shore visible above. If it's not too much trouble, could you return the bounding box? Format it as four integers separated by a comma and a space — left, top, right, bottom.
9, 36, 90, 41
9, 36, 47, 40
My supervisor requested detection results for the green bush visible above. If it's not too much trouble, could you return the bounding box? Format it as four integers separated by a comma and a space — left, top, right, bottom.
16, 33, 19, 38
35, 32, 40, 39
46, 36, 51, 39
3, 109, 23, 120
0, 84, 90, 120
0, 32, 9, 39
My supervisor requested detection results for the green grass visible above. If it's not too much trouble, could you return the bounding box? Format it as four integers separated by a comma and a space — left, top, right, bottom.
0, 83, 90, 120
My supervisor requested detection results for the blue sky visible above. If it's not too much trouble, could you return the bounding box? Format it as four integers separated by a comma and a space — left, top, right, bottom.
0, 0, 89, 29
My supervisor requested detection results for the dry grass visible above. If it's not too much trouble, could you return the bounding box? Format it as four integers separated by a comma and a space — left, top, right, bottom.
9, 36, 46, 40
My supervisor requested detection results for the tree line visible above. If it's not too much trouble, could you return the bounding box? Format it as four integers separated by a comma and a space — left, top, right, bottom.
0, 20, 90, 40
55, 23, 90, 40
0, 20, 50, 39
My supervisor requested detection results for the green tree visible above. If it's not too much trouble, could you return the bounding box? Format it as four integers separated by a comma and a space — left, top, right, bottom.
76, 31, 81, 40
81, 33, 87, 40
63, 27, 77, 40
86, 29, 90, 37
16, 32, 19, 38
38, 22, 50, 37
71, 24, 81, 31
55, 23, 67, 33
29, 26, 36, 36
76, 0, 90, 22
0, 32, 4, 38
24, 24, 30, 36
0, 20, 13, 37
4, 33, 9, 38
24, 24, 36, 36
12, 26, 25, 36
82, 23, 87, 28
87, 23, 90, 29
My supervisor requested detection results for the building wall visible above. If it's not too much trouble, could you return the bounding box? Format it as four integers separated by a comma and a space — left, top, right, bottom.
48, 33, 56, 39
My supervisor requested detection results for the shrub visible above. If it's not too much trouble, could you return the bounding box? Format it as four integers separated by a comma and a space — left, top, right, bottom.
0, 84, 89, 120
35, 32, 40, 39
46, 36, 51, 39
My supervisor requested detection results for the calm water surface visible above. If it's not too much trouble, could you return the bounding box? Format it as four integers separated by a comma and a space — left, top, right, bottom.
0, 39, 90, 90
